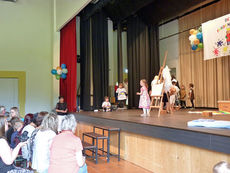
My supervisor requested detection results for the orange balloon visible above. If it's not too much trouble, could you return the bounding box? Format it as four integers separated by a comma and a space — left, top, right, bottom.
189, 29, 195, 35
193, 38, 200, 45
56, 66, 62, 71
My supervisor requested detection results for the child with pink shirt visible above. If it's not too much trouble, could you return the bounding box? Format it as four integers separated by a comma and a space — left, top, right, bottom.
137, 79, 151, 117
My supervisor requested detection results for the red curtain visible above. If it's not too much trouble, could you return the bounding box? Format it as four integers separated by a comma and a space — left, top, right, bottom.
60, 18, 77, 112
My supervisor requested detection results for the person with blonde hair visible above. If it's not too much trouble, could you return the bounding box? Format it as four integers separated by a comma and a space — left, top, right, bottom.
32, 113, 58, 173
49, 114, 86, 173
213, 161, 230, 173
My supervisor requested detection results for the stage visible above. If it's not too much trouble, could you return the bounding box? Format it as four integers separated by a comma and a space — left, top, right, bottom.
75, 109, 230, 154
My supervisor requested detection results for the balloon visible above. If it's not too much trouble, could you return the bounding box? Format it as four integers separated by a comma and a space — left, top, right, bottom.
193, 30, 198, 35
198, 43, 203, 48
193, 38, 200, 45
61, 64, 66, 69
189, 29, 195, 35
196, 32, 203, 40
61, 73, 67, 79
56, 66, 61, 71
189, 35, 196, 41
51, 69, 57, 75
191, 44, 198, 50
198, 26, 202, 32
62, 68, 68, 74
56, 75, 60, 80
57, 69, 62, 75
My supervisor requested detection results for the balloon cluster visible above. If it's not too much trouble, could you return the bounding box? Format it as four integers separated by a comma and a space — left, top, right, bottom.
189, 27, 203, 51
51, 64, 68, 80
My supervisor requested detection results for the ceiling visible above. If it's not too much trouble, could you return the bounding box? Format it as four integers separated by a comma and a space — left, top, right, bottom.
81, 0, 219, 26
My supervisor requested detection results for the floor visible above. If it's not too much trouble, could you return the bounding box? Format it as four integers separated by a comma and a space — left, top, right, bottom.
86, 157, 153, 173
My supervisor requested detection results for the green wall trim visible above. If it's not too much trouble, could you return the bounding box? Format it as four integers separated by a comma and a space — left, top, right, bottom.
0, 71, 26, 116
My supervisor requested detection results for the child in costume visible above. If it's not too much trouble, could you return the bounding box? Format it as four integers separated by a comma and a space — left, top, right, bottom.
116, 83, 127, 108
169, 79, 180, 112
180, 85, 186, 108
137, 79, 150, 117
189, 83, 195, 109
102, 96, 111, 112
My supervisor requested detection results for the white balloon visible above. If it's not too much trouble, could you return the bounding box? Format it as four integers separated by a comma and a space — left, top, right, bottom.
189, 35, 196, 41
57, 69, 62, 75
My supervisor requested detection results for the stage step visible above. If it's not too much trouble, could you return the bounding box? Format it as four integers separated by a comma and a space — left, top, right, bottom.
82, 141, 96, 149
83, 132, 108, 139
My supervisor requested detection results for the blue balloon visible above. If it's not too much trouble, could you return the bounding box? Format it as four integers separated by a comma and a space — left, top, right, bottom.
61, 64, 66, 69
196, 32, 203, 40
191, 44, 198, 50
199, 37, 203, 43
51, 69, 57, 75
61, 73, 67, 79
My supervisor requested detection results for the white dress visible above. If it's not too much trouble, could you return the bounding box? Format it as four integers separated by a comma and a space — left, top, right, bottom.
32, 130, 56, 173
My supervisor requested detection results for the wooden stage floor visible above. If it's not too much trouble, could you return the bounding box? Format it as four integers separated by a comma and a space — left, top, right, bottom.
78, 109, 230, 137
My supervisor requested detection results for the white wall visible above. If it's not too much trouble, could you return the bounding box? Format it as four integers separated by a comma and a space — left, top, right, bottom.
55, 0, 91, 30
0, 0, 54, 113
159, 20, 180, 80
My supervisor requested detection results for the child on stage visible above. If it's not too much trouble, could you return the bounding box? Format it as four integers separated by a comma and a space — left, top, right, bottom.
169, 79, 180, 113
102, 96, 111, 112
137, 79, 150, 117
180, 85, 186, 108
189, 83, 195, 109
116, 83, 127, 108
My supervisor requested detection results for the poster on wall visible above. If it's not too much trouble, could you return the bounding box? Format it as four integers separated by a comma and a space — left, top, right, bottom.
202, 13, 230, 60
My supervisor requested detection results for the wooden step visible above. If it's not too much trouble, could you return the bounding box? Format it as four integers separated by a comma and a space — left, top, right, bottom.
94, 125, 120, 131
83, 132, 108, 139
82, 141, 96, 149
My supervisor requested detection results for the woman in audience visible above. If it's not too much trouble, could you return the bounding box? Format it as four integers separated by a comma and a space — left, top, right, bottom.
0, 116, 33, 173
49, 114, 86, 173
32, 113, 58, 173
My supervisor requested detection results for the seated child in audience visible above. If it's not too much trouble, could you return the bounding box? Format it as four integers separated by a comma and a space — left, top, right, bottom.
102, 96, 111, 112
213, 161, 230, 173
10, 118, 23, 148
169, 79, 180, 113
180, 85, 186, 108
189, 83, 195, 109
116, 83, 127, 108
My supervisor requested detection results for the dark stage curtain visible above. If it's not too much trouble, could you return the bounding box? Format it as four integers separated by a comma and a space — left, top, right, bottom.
80, 18, 91, 111
91, 11, 109, 109
60, 17, 77, 112
127, 16, 160, 108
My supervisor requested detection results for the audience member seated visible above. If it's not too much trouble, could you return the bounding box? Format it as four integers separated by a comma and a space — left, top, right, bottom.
6, 107, 20, 144
21, 114, 36, 164
213, 161, 230, 173
49, 114, 86, 173
0, 106, 6, 116
28, 112, 47, 164
0, 115, 33, 173
10, 118, 23, 149
32, 113, 57, 173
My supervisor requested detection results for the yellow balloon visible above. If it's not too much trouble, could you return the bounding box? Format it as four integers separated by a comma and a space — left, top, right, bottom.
193, 30, 198, 35
189, 29, 195, 35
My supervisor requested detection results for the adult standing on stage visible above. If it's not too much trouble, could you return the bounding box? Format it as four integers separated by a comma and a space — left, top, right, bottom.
55, 96, 68, 133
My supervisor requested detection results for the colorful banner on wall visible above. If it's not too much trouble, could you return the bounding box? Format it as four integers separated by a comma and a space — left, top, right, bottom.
202, 13, 230, 60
